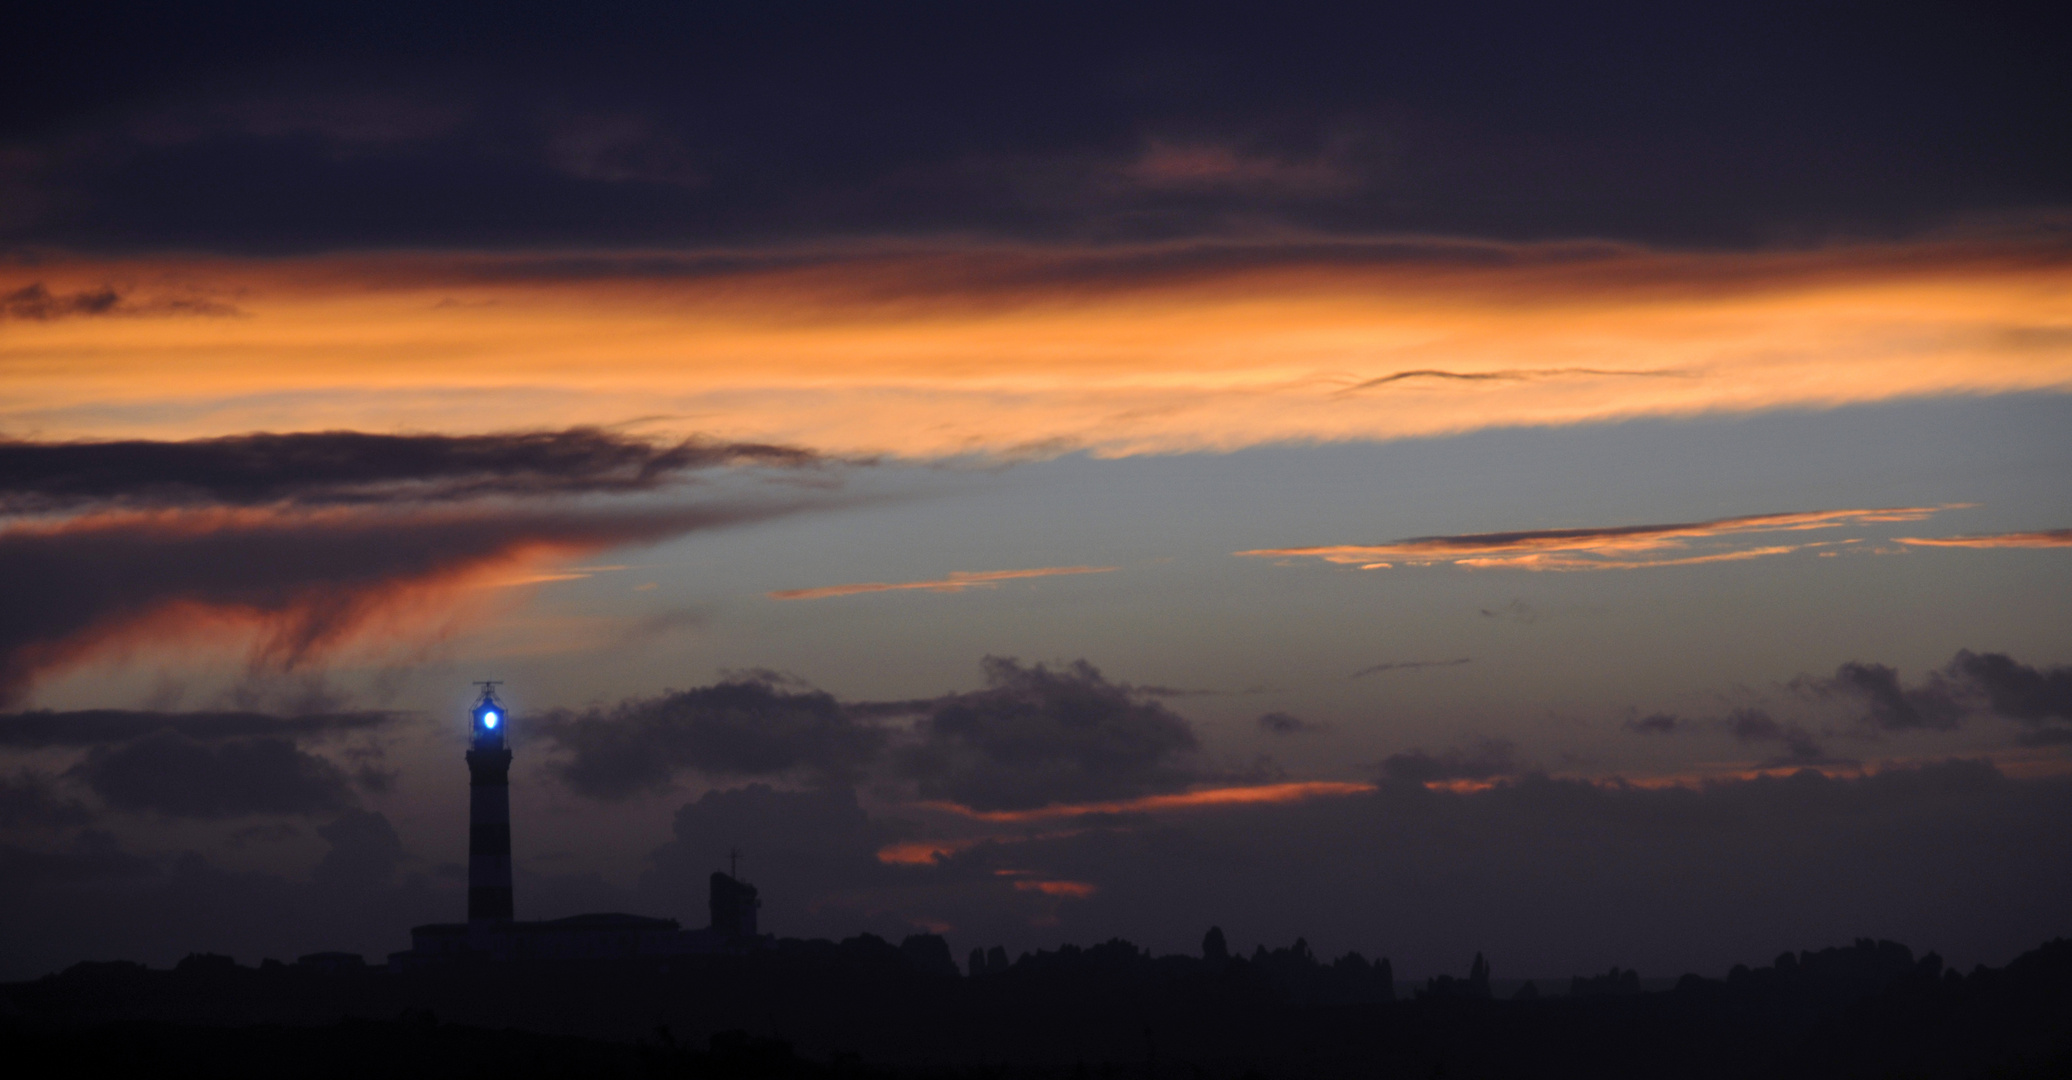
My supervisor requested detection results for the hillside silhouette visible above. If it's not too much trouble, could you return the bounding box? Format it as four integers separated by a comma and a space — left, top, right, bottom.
7, 931, 2070, 1078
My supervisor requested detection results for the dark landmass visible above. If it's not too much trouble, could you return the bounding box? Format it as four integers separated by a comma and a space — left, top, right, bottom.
5, 933, 2069, 1079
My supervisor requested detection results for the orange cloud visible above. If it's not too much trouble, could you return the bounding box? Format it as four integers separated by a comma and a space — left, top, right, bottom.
1451, 545, 1804, 572
876, 829, 1094, 866
876, 839, 982, 866
768, 565, 1119, 601
919, 780, 1376, 823
1013, 879, 1098, 899
3, 236, 2066, 458
1241, 506, 1958, 572
0, 503, 804, 702
1896, 529, 2072, 549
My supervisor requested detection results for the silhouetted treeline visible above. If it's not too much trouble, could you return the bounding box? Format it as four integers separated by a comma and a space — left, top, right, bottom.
6, 934, 2070, 1078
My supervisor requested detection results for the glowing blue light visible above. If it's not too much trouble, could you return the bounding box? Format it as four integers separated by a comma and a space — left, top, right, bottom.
484, 711, 499, 729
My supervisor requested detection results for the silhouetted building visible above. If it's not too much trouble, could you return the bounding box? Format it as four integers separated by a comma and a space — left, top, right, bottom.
709, 871, 760, 940
388, 686, 770, 969
1202, 925, 1230, 968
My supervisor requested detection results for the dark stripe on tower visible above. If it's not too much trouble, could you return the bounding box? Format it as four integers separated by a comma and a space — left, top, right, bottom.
466, 745, 515, 923
469, 823, 511, 855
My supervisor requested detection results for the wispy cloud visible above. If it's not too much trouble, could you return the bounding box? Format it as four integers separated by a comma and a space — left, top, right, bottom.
1335, 367, 1685, 395
918, 780, 1375, 823
1455, 546, 1803, 572
1012, 878, 1097, 898
1896, 529, 2072, 549
1350, 658, 1472, 678
1240, 506, 1958, 572
874, 829, 1092, 867
769, 565, 1117, 601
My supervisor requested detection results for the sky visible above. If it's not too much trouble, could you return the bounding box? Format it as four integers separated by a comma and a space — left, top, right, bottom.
2, 2, 2069, 982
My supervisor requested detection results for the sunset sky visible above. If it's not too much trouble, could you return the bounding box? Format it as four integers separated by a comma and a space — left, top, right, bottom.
3, 2, 2068, 982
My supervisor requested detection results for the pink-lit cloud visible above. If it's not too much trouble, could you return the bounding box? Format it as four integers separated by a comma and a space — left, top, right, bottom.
1240, 506, 1960, 572
769, 565, 1118, 601
1012, 879, 1098, 899
918, 780, 1377, 823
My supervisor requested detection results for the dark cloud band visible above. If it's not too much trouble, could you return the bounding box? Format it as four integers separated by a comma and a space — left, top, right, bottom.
0, 709, 393, 748
0, 428, 825, 512
0, 501, 815, 703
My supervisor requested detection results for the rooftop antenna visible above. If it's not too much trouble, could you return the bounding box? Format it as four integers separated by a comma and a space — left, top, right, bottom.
729, 846, 742, 879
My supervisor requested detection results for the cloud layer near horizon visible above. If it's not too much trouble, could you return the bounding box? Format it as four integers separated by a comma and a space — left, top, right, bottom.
5, 761, 2067, 984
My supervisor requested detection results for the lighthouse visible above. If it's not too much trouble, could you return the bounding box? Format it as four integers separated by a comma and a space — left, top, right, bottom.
466, 682, 515, 923
389, 682, 774, 968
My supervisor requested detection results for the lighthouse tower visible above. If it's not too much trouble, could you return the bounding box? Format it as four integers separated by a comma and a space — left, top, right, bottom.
466, 683, 514, 923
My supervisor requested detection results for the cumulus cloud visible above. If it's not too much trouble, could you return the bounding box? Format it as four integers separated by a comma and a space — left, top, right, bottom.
1617, 650, 2072, 755
538, 657, 1207, 812
1783, 649, 2070, 738
1948, 651, 2072, 745
0, 708, 402, 824
1948, 651, 2072, 723
66, 731, 359, 818
1625, 713, 1681, 734
0, 428, 825, 513
637, 783, 903, 937
0, 830, 159, 889
892, 658, 1202, 813
1256, 712, 1320, 735
0, 811, 465, 977
1803, 662, 1966, 732
1377, 739, 1516, 784
540, 676, 886, 800
0, 770, 92, 826
311, 809, 405, 890
1724, 708, 1845, 767
1241, 506, 1954, 572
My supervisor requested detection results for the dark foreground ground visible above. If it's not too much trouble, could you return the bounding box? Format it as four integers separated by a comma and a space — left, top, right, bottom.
5, 936, 2069, 1079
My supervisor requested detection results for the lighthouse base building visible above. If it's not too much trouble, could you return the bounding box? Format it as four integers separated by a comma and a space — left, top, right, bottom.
390, 871, 767, 969
389, 687, 769, 970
